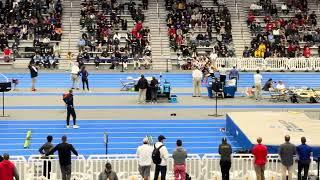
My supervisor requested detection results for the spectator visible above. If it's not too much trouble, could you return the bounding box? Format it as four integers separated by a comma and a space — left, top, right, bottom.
39, 135, 54, 179
63, 89, 79, 129
137, 74, 149, 104
262, 78, 274, 91
80, 66, 89, 91
192, 67, 203, 97
243, 46, 251, 57
70, 62, 80, 90
252, 137, 268, 180
150, 77, 159, 104
133, 54, 141, 70
229, 66, 239, 81
219, 65, 227, 86
136, 137, 153, 180
98, 163, 118, 180
46, 136, 78, 180
281, 3, 289, 15
218, 138, 232, 180
253, 70, 262, 101
279, 135, 296, 180
276, 80, 286, 92
172, 139, 187, 180
28, 61, 38, 91
153, 135, 169, 180
0, 153, 19, 180
296, 137, 312, 180
3, 46, 11, 62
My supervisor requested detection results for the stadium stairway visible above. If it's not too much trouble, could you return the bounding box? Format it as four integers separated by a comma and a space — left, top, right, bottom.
147, 0, 172, 71
59, 0, 82, 70
0, 119, 240, 156
226, 0, 252, 56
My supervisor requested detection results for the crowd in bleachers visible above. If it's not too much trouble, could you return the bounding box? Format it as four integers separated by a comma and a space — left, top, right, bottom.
0, 0, 62, 65
245, 0, 320, 58
78, 0, 152, 70
166, 0, 234, 70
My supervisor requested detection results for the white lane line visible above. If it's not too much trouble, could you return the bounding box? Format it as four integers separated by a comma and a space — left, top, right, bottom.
0, 131, 225, 135
0, 122, 225, 126
0, 127, 223, 130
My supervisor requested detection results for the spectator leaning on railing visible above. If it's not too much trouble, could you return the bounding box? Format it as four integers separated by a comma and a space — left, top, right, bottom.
296, 137, 312, 180
252, 137, 268, 180
218, 138, 232, 180
279, 135, 296, 180
136, 137, 153, 180
46, 136, 78, 180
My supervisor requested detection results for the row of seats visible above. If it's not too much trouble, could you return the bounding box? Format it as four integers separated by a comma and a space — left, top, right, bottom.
245, 0, 320, 58
78, 0, 152, 68
0, 0, 62, 64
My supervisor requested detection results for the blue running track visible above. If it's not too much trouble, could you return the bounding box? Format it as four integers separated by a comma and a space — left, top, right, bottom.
0, 120, 241, 156
2, 72, 320, 88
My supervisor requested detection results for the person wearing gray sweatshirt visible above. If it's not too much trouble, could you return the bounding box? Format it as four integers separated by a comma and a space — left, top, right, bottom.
172, 140, 188, 180
98, 162, 118, 180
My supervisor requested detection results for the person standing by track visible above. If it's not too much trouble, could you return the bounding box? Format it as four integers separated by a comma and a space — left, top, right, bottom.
80, 66, 90, 91
63, 89, 79, 129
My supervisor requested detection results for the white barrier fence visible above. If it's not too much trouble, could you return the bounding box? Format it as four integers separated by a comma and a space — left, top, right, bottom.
9, 154, 319, 180
213, 58, 320, 71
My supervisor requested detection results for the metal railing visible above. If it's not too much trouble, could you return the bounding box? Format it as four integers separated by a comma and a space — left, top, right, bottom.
10, 154, 320, 180
171, 57, 320, 71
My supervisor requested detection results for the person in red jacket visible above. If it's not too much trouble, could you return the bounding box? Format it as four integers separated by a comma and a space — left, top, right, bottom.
252, 137, 268, 180
0, 153, 19, 180
135, 21, 143, 32
3, 46, 12, 62
303, 45, 311, 58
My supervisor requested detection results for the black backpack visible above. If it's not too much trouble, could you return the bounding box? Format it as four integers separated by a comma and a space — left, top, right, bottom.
152, 145, 164, 165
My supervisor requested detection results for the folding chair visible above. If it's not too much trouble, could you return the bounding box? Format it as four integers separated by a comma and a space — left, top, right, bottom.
120, 77, 135, 91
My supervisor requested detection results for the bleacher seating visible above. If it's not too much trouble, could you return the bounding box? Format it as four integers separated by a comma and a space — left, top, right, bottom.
245, 0, 320, 58
78, 0, 152, 70
0, 0, 62, 68
166, 0, 235, 70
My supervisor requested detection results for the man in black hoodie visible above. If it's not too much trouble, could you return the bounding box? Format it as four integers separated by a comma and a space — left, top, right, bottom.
218, 138, 232, 180
63, 90, 79, 129
28, 61, 38, 91
137, 74, 149, 104
46, 136, 78, 180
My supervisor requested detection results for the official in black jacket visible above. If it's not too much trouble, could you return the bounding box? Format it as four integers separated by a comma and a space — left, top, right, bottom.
63, 90, 79, 128
137, 74, 149, 103
150, 77, 159, 103
46, 136, 78, 180
28, 61, 38, 91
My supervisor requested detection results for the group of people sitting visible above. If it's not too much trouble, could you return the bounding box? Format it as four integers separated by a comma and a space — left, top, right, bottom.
78, 0, 151, 69
167, 0, 234, 60
0, 0, 63, 61
245, 0, 320, 58
30, 51, 59, 69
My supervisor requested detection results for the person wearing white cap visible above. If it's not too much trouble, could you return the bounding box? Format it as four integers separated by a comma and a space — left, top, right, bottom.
136, 137, 153, 180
